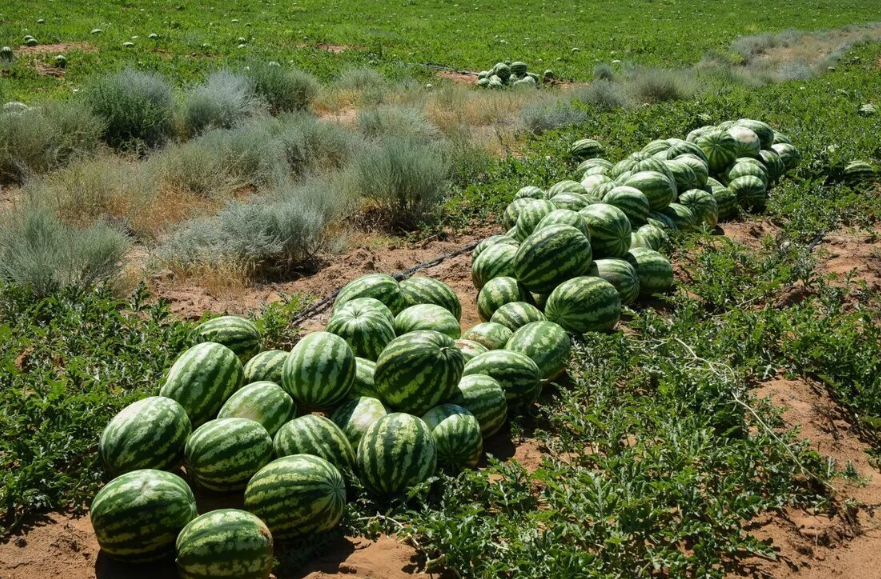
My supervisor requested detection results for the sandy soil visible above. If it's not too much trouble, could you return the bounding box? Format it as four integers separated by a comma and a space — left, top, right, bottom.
17, 42, 98, 56
814, 226, 881, 293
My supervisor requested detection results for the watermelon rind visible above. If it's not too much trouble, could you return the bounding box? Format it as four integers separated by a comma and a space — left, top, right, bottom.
176, 509, 274, 579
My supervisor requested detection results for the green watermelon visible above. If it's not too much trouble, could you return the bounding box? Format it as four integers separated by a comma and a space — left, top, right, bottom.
758, 149, 785, 183
159, 342, 244, 427
326, 304, 394, 362
660, 203, 698, 232
514, 198, 557, 241
176, 509, 273, 579
244, 455, 346, 541
675, 154, 709, 187
503, 198, 533, 229
514, 185, 545, 200
394, 304, 462, 339
536, 209, 590, 238
550, 192, 591, 212
666, 139, 709, 164
545, 277, 621, 333
217, 381, 295, 437
335, 297, 395, 325
642, 139, 672, 156
547, 180, 588, 198
462, 350, 542, 409
91, 469, 197, 562
772, 131, 792, 145
422, 404, 483, 469
477, 276, 532, 322
647, 211, 678, 232
726, 159, 768, 187
623, 171, 676, 211
736, 119, 774, 149
727, 125, 761, 158
505, 320, 571, 380
632, 224, 669, 253
707, 181, 739, 220
195, 316, 262, 364
449, 375, 507, 437
587, 258, 641, 305
844, 161, 876, 183
513, 224, 592, 294
351, 357, 378, 398
686, 125, 715, 143
579, 203, 631, 258
281, 332, 355, 409
184, 418, 273, 492
334, 274, 406, 316
471, 242, 517, 290
771, 143, 800, 171
374, 330, 464, 415
273, 414, 356, 474
728, 175, 767, 209
602, 186, 651, 225
330, 396, 389, 447
695, 130, 738, 174
454, 339, 489, 362
99, 396, 191, 476
243, 350, 287, 385
625, 248, 674, 297
577, 158, 613, 174
664, 159, 700, 192
582, 165, 611, 178
678, 189, 719, 229
569, 138, 604, 160
581, 174, 615, 199
489, 301, 546, 331
473, 235, 519, 260
357, 413, 437, 496
400, 276, 461, 321
462, 322, 513, 350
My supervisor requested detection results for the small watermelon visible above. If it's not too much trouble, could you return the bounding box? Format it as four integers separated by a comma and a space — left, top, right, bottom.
461, 322, 513, 350
194, 316, 262, 363
463, 350, 542, 409
505, 321, 571, 380
579, 203, 632, 258
477, 276, 532, 322
422, 404, 483, 469
489, 301, 546, 332
625, 248, 674, 297
449, 375, 507, 437
176, 509, 273, 579
243, 350, 287, 385
330, 396, 389, 448
351, 357, 378, 398
399, 276, 462, 321
394, 304, 462, 339
513, 224, 592, 294
471, 243, 518, 290
334, 274, 406, 316
454, 339, 489, 362
217, 381, 295, 436
273, 414, 356, 474
587, 258, 641, 305
159, 343, 244, 427
326, 303, 395, 361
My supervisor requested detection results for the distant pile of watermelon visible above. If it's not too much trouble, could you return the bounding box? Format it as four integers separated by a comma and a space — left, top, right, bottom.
476, 61, 553, 89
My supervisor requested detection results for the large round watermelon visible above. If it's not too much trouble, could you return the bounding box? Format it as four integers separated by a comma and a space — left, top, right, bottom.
513, 224, 592, 294
545, 277, 621, 333
330, 396, 389, 447
666, 139, 708, 163
356, 413, 437, 496
326, 303, 395, 361
675, 154, 709, 187
461, 322, 513, 350
159, 342, 244, 427
176, 509, 273, 579
514, 199, 557, 241
664, 159, 699, 192
449, 375, 507, 438
422, 404, 483, 469
729, 175, 767, 209
471, 243, 518, 290
462, 350, 542, 409
551, 192, 591, 212
273, 414, 356, 474
569, 138, 604, 160
184, 418, 273, 492
91, 469, 197, 562
374, 330, 464, 415
726, 159, 768, 187
602, 186, 650, 225
195, 316, 262, 364
99, 396, 192, 476
678, 189, 719, 229
244, 455, 346, 541
243, 350, 287, 385
695, 130, 738, 174
490, 301, 546, 332
281, 332, 355, 409
625, 248, 675, 297
505, 321, 571, 380
335, 297, 395, 326
660, 203, 698, 232
477, 276, 532, 322
579, 203, 631, 258
351, 357, 378, 398
454, 339, 489, 362
473, 235, 519, 260
333, 274, 406, 316
535, 209, 590, 238
727, 125, 761, 158
399, 276, 462, 321
632, 223, 670, 253
394, 304, 462, 339
217, 381, 296, 437
623, 171, 676, 211
587, 258, 641, 305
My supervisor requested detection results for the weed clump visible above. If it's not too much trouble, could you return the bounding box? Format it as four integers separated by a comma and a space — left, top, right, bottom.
182, 70, 266, 136
357, 105, 441, 144
247, 63, 319, 114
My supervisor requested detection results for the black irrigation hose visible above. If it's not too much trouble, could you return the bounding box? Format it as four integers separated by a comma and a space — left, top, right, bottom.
417, 62, 479, 76
290, 240, 481, 326
806, 230, 827, 252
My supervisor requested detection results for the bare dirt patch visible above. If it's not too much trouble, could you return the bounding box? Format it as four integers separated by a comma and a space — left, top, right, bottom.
718, 219, 782, 249
814, 226, 881, 293
17, 42, 98, 56
435, 70, 476, 85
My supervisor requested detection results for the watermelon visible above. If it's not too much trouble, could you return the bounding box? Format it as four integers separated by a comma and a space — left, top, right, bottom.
712, 186, 739, 220
772, 131, 792, 145
490, 301, 546, 331
666, 139, 709, 164
217, 381, 295, 436
675, 154, 709, 187
176, 509, 273, 579
351, 357, 378, 398
514, 198, 557, 240
771, 143, 800, 171
357, 413, 437, 496
331, 396, 389, 447
625, 248, 674, 297
729, 175, 767, 209
99, 396, 191, 477
333, 274, 406, 316
660, 203, 698, 232
449, 375, 507, 437
695, 130, 738, 174
678, 189, 719, 229
394, 304, 462, 339
273, 414, 356, 474
281, 331, 355, 409
642, 139, 672, 156
513, 224, 592, 294
463, 350, 542, 409
736, 119, 774, 149
535, 209, 590, 238
686, 125, 715, 143
726, 159, 768, 187
503, 198, 533, 228
454, 339, 489, 362
473, 235, 519, 260
326, 303, 395, 361
582, 174, 615, 198
577, 158, 613, 174
547, 180, 588, 198
727, 126, 761, 158
647, 211, 678, 232
184, 418, 273, 492
91, 469, 197, 562
243, 350, 287, 385
623, 171, 677, 211
587, 258, 641, 305
632, 224, 669, 253
511, 61, 528, 75
422, 404, 483, 469
582, 165, 610, 177
545, 277, 621, 333
471, 242, 518, 290
400, 276, 461, 321
514, 185, 545, 200
159, 342, 244, 427
477, 276, 532, 322
579, 203, 631, 258
665, 159, 700, 192
570, 138, 604, 160
335, 297, 395, 325
244, 455, 346, 541
195, 316, 262, 364
551, 192, 591, 212
758, 149, 785, 183
374, 330, 464, 415
462, 322, 513, 350
844, 161, 876, 183
532, 292, 548, 311
602, 186, 650, 225
505, 320, 571, 380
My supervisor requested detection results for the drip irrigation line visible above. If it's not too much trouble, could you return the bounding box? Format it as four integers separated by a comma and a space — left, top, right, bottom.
806, 230, 826, 252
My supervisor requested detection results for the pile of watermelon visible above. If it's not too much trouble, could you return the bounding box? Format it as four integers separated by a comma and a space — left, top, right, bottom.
476, 61, 551, 89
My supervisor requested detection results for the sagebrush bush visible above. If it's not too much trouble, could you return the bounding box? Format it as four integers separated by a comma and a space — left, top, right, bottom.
183, 70, 266, 136
264, 112, 362, 174
247, 63, 320, 114
593, 63, 615, 81
519, 97, 591, 133
0, 101, 106, 183
571, 80, 631, 111
336, 67, 387, 92
629, 68, 699, 103
358, 105, 441, 144
83, 69, 175, 150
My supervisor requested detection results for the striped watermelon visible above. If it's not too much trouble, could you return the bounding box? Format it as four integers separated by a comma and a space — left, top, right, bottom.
243, 350, 287, 385
184, 418, 273, 492
503, 198, 533, 229
678, 189, 719, 229
176, 509, 273, 579
374, 330, 464, 415
471, 242, 517, 290
273, 414, 356, 474
454, 339, 489, 362
772, 131, 792, 145
326, 303, 395, 361
462, 322, 513, 350
449, 375, 507, 437
159, 342, 244, 427
579, 203, 631, 258
844, 161, 876, 183
490, 301, 546, 331
707, 181, 739, 220
550, 192, 591, 212
244, 455, 346, 541
357, 413, 437, 496
729, 175, 767, 209
514, 199, 556, 241
536, 209, 590, 238
195, 316, 262, 364
695, 130, 738, 174
660, 203, 698, 232
632, 224, 669, 253
477, 276, 532, 322
727, 125, 761, 158
675, 154, 709, 187
771, 143, 800, 171
463, 350, 542, 409
582, 164, 610, 177
505, 321, 571, 380
587, 258, 641, 305
726, 160, 768, 187
642, 139, 671, 156
577, 158, 613, 174
330, 396, 389, 447
91, 469, 197, 562
99, 396, 191, 476
666, 139, 709, 164
582, 174, 615, 198
473, 235, 518, 260
686, 125, 715, 143
335, 297, 395, 325
569, 138, 604, 160
514, 185, 544, 200
394, 304, 461, 339
647, 210, 678, 232
400, 276, 462, 321
351, 357, 378, 398
545, 277, 621, 333
625, 248, 674, 297
334, 274, 406, 316
602, 186, 650, 225
736, 119, 774, 148
513, 224, 592, 294
623, 171, 677, 210
547, 180, 587, 198
282, 332, 355, 409
422, 404, 483, 469
665, 159, 700, 192
217, 381, 295, 436
758, 149, 785, 182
